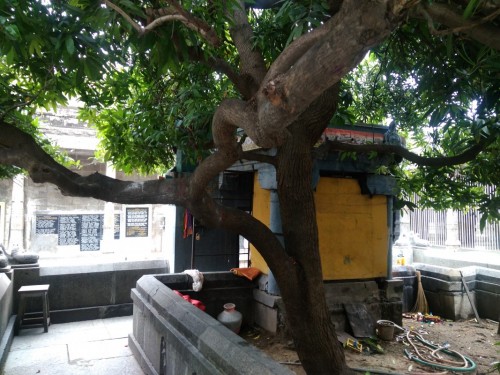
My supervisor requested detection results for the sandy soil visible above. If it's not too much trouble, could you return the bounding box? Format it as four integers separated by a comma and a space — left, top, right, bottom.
243, 316, 500, 374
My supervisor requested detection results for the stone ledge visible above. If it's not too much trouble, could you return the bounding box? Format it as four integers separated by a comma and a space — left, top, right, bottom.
39, 259, 168, 276
324, 281, 380, 305
413, 264, 500, 320
253, 289, 280, 308
253, 300, 278, 333
128, 333, 157, 375
383, 279, 404, 301
0, 316, 15, 373
132, 274, 293, 375
50, 303, 132, 324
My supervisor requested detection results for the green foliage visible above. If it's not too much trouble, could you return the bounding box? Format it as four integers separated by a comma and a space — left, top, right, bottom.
0, 98, 80, 176
1, 0, 330, 175
0, 0, 124, 173
0, 165, 22, 180
332, 53, 391, 126
79, 62, 230, 174
0, 0, 125, 109
336, 15, 500, 224
0, 0, 499, 223
251, 0, 330, 63
273, 0, 330, 46
0, 0, 231, 174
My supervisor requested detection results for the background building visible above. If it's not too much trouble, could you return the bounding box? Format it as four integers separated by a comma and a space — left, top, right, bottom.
0, 105, 176, 266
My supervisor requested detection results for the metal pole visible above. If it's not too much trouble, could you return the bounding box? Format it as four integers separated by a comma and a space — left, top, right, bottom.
190, 215, 195, 269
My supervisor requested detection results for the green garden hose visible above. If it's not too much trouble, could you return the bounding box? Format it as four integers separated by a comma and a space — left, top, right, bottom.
404, 332, 477, 373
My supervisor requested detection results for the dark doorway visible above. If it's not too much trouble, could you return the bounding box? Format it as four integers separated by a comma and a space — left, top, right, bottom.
174, 171, 253, 272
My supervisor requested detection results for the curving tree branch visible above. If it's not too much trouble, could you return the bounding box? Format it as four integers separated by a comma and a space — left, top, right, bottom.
0, 118, 290, 279
185, 188, 292, 277
317, 136, 494, 168
103, 0, 143, 33
0, 120, 190, 205
226, 0, 268, 95
189, 98, 256, 198
184, 98, 289, 274
104, 0, 221, 47
415, 2, 500, 51
265, 16, 332, 80
252, 0, 409, 149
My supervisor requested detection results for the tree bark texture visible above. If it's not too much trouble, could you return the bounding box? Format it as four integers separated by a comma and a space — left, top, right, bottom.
5, 0, 497, 373
267, 89, 353, 374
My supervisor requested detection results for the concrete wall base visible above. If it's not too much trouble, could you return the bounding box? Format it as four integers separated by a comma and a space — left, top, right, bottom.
414, 263, 500, 320
131, 273, 293, 375
12, 262, 167, 318
50, 303, 132, 324
325, 280, 403, 335
253, 278, 403, 338
129, 332, 157, 375
0, 272, 14, 373
0, 316, 15, 372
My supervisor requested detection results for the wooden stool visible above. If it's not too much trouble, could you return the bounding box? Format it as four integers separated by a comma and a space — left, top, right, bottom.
17, 284, 50, 333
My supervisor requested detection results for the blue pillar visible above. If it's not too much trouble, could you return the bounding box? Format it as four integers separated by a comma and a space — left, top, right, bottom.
267, 190, 282, 295
387, 196, 394, 279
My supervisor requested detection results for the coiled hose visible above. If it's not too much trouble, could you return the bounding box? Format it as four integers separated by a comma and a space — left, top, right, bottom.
403, 330, 477, 373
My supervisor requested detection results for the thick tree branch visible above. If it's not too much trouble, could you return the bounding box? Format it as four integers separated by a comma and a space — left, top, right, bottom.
0, 118, 290, 278
265, 19, 331, 80
210, 58, 256, 99
249, 0, 410, 149
318, 137, 493, 168
416, 2, 500, 51
0, 120, 189, 205
184, 101, 289, 272
189, 98, 256, 198
265, 0, 371, 82
186, 191, 292, 277
227, 0, 268, 95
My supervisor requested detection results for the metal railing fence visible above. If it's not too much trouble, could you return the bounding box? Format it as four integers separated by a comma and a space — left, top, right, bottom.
407, 187, 500, 251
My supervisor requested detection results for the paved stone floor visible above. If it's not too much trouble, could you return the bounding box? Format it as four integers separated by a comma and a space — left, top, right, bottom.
3, 316, 144, 375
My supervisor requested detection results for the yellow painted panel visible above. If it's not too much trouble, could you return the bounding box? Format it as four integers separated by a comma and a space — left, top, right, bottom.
316, 178, 388, 280
250, 173, 270, 273
250, 175, 389, 280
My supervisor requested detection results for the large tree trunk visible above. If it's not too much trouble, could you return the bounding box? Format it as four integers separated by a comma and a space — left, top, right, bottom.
269, 90, 352, 374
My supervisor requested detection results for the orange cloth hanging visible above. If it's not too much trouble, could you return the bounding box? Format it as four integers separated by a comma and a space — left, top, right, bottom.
230, 267, 261, 281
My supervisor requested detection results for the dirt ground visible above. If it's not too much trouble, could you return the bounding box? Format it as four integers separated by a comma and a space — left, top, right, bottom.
243, 315, 500, 374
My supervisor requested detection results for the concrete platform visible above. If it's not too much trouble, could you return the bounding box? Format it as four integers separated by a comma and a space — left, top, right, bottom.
3, 316, 144, 375
413, 248, 500, 271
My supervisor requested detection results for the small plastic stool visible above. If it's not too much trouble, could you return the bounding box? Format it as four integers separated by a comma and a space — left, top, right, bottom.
16, 284, 50, 333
